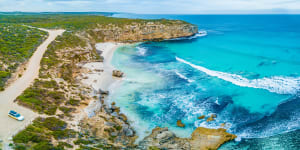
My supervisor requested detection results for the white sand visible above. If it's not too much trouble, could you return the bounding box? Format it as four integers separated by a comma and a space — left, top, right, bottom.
0, 28, 65, 147
81, 42, 125, 117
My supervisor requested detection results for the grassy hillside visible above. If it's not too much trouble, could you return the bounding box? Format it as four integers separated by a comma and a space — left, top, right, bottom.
0, 24, 47, 90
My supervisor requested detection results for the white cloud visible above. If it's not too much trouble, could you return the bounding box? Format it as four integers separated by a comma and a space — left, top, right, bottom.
0, 0, 299, 14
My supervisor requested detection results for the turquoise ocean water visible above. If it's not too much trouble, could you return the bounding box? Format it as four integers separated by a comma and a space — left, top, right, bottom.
110, 14, 300, 148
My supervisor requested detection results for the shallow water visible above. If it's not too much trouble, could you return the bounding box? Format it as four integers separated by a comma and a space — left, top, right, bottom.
110, 14, 300, 145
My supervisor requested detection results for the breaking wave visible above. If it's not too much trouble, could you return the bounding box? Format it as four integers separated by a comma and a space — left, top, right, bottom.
176, 57, 300, 95
136, 46, 147, 56
168, 30, 207, 41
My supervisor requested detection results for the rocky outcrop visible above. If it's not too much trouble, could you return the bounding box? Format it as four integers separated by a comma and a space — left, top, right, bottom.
112, 70, 124, 78
190, 127, 237, 150
80, 103, 137, 148
139, 127, 190, 150
139, 127, 236, 150
86, 20, 198, 42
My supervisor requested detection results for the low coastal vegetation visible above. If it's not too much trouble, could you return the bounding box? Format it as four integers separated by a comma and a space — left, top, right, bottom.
0, 14, 191, 31
0, 24, 47, 90
0, 14, 197, 43
13, 117, 76, 150
17, 79, 65, 115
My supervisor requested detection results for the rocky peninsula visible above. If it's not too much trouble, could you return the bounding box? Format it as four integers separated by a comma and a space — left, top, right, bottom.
0, 15, 236, 150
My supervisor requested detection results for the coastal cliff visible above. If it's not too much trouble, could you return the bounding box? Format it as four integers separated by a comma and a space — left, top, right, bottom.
87, 20, 198, 42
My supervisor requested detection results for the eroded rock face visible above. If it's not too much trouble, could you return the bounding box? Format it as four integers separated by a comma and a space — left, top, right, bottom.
86, 21, 198, 42
139, 127, 236, 150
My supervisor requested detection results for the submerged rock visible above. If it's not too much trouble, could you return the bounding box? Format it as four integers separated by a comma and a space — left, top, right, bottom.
177, 120, 185, 128
207, 114, 217, 122
198, 115, 205, 120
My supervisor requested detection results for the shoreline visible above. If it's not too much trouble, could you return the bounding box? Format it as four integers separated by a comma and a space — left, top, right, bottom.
80, 42, 237, 150
80, 42, 126, 118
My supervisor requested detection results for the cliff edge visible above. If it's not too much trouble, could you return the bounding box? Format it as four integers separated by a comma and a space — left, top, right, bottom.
85, 20, 198, 42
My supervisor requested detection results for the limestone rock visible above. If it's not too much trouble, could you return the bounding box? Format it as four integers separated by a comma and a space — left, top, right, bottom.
122, 125, 134, 137
89, 21, 198, 42
112, 70, 124, 78
118, 114, 128, 122
189, 127, 237, 150
104, 121, 118, 127
98, 89, 109, 95
138, 127, 190, 150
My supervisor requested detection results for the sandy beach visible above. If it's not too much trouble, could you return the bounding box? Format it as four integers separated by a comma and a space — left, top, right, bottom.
0, 28, 64, 148
80, 42, 125, 117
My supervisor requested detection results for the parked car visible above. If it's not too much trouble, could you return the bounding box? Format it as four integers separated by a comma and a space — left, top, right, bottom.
8, 110, 24, 121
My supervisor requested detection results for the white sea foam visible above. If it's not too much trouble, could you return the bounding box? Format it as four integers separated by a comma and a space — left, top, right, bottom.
136, 46, 147, 56
175, 71, 194, 83
168, 30, 207, 41
176, 57, 300, 95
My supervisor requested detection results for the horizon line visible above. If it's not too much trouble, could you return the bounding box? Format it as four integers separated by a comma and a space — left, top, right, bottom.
1, 11, 300, 15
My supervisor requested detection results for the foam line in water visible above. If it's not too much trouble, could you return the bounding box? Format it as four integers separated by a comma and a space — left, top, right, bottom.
176, 57, 300, 95
168, 30, 207, 41
175, 71, 194, 83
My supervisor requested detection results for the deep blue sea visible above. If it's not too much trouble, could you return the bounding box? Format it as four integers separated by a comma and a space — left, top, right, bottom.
110, 14, 300, 149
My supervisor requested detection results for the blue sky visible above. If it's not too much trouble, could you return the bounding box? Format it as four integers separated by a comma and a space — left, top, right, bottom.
0, 0, 300, 14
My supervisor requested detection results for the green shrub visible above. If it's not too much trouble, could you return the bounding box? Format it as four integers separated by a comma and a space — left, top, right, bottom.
59, 106, 75, 114
66, 98, 80, 106
13, 117, 76, 150
74, 139, 93, 145
52, 129, 76, 140
57, 142, 73, 149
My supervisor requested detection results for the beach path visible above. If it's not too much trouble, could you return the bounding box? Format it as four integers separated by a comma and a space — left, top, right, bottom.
0, 28, 65, 146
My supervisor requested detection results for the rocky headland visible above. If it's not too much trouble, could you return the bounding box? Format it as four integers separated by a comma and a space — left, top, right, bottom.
87, 20, 198, 42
